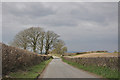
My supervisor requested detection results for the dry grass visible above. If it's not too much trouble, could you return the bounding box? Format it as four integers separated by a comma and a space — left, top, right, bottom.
72, 53, 118, 58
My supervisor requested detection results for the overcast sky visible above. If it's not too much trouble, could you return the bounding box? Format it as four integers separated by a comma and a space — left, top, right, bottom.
2, 2, 118, 52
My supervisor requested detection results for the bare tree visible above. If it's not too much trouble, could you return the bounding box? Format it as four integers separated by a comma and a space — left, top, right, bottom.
52, 39, 67, 55
62, 46, 67, 55
11, 29, 29, 50
37, 31, 45, 54
11, 27, 67, 55
11, 27, 45, 53
26, 27, 44, 52
45, 31, 59, 55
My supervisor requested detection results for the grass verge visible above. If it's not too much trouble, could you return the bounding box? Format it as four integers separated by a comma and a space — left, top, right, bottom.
62, 58, 119, 80
8, 58, 52, 79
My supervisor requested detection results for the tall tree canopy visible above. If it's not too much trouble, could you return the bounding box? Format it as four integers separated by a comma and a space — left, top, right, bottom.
52, 39, 67, 55
45, 31, 59, 55
11, 27, 67, 55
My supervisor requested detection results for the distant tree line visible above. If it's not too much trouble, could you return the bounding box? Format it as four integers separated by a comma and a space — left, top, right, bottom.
11, 27, 67, 55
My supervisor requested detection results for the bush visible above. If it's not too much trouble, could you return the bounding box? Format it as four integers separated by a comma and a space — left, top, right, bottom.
63, 56, 118, 70
1, 43, 52, 76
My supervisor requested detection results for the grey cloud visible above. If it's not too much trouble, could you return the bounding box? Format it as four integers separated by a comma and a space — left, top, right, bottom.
70, 2, 118, 26
2, 2, 118, 52
3, 2, 117, 27
0, 3, 2, 42
3, 2, 55, 17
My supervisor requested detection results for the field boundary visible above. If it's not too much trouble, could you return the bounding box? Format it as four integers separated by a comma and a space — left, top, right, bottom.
62, 57, 119, 79
1, 43, 52, 76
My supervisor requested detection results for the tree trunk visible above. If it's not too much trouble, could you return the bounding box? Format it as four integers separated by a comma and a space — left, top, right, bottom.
45, 47, 49, 55
33, 45, 36, 52
40, 39, 44, 54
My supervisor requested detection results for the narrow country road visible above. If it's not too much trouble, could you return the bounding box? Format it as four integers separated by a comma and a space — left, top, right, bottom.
39, 56, 103, 79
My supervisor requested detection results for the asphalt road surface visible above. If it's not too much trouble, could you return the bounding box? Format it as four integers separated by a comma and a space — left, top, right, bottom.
39, 56, 103, 80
